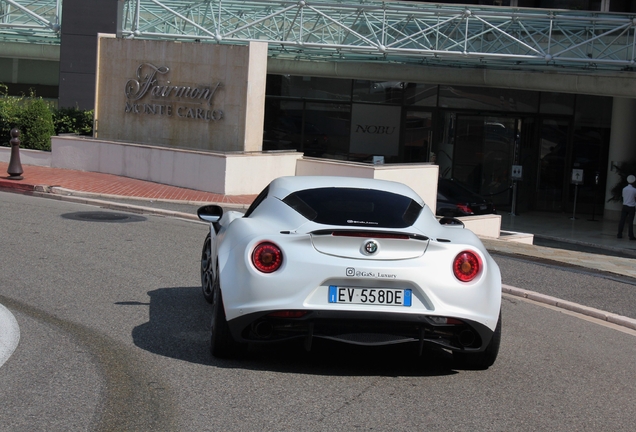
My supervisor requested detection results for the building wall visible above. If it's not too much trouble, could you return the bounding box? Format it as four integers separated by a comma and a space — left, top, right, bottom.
58, 0, 120, 109
0, 54, 59, 99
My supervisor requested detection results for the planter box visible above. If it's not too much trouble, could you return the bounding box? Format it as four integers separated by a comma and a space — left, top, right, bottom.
296, 157, 439, 214
51, 135, 302, 195
457, 214, 503, 240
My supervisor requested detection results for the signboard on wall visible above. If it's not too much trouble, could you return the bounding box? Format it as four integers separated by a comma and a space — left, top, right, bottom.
349, 104, 401, 156
94, 35, 268, 152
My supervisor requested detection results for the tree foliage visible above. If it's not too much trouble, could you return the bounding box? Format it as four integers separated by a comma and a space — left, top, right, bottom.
0, 86, 93, 150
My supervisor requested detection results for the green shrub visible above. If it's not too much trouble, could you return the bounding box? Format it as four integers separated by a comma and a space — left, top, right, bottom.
0, 86, 93, 150
608, 160, 636, 202
53, 107, 94, 136
15, 93, 55, 151
0, 84, 22, 146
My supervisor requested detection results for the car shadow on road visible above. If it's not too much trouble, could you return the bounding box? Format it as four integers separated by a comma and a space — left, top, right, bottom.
131, 286, 213, 366
131, 287, 457, 377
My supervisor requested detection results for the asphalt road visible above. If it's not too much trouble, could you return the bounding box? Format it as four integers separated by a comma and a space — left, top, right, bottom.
1, 191, 635, 431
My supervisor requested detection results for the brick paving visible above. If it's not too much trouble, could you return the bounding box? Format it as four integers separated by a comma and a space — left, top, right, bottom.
0, 162, 256, 205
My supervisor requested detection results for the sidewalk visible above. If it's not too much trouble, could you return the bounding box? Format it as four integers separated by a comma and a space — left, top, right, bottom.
2, 161, 635, 279
0, 161, 256, 206
500, 209, 636, 256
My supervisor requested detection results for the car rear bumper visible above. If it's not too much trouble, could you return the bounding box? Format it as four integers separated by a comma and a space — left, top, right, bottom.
228, 309, 496, 353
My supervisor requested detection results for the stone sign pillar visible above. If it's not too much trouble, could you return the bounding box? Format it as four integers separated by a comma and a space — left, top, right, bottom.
94, 35, 268, 153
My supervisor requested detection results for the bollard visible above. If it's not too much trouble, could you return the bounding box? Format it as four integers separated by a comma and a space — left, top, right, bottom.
7, 128, 24, 180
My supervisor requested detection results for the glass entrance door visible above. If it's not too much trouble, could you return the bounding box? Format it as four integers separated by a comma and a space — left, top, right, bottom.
536, 119, 570, 211
403, 111, 433, 163
451, 115, 518, 210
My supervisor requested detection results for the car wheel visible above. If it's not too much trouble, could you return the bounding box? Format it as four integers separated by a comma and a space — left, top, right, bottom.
210, 279, 245, 359
200, 234, 215, 304
454, 311, 501, 370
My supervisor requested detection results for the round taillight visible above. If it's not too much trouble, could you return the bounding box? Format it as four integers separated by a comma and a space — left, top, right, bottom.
453, 251, 480, 282
252, 242, 283, 273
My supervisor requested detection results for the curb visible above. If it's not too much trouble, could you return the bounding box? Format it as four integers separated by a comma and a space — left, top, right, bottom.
1, 181, 240, 220
503, 284, 636, 331
40, 190, 202, 222
0, 179, 37, 192
534, 233, 636, 259
1, 181, 202, 221
49, 186, 250, 210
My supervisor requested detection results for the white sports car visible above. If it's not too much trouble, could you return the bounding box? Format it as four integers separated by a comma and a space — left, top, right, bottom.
198, 176, 502, 368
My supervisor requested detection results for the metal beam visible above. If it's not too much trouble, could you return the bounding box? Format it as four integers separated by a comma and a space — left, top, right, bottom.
268, 57, 636, 99
3, 0, 636, 76
118, 0, 636, 73
0, 0, 61, 43
0, 40, 59, 59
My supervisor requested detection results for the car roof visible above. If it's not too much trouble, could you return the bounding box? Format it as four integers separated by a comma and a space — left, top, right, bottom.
268, 176, 424, 205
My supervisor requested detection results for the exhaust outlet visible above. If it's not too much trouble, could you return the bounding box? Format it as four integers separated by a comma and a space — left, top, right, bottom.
253, 321, 274, 339
458, 329, 476, 347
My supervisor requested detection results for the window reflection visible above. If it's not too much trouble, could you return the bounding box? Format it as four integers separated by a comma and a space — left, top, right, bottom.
405, 83, 438, 107
306, 103, 351, 159
537, 119, 569, 211
264, 72, 613, 214
439, 86, 538, 113
262, 100, 304, 152
353, 80, 404, 104
540, 92, 575, 115
266, 75, 351, 101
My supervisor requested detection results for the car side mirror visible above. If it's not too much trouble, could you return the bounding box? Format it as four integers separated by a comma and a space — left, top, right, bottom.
439, 216, 465, 227
197, 205, 224, 223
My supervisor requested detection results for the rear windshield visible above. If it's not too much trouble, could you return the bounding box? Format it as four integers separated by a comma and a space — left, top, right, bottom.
282, 187, 423, 228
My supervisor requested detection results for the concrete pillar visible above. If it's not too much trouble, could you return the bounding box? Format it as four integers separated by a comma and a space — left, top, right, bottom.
604, 97, 636, 220
58, 0, 120, 109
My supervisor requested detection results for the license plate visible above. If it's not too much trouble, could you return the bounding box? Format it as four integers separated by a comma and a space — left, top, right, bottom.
480, 205, 487, 210
328, 286, 412, 306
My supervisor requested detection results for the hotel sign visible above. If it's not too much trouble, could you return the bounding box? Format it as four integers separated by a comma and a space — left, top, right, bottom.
349, 104, 401, 156
124, 63, 224, 122
96, 37, 267, 151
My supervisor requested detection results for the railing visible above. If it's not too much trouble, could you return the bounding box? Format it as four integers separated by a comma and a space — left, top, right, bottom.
116, 0, 636, 71
3, 0, 636, 72
0, 0, 61, 43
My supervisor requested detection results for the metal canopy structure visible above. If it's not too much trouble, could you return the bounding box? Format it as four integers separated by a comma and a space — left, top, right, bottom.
3, 0, 636, 72
120, 0, 636, 72
0, 0, 61, 43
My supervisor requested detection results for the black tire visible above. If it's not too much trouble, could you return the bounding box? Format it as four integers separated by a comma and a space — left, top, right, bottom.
454, 311, 501, 370
200, 234, 215, 304
210, 281, 245, 359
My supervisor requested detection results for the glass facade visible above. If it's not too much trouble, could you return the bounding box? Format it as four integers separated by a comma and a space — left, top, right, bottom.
438, 86, 539, 113
264, 74, 613, 215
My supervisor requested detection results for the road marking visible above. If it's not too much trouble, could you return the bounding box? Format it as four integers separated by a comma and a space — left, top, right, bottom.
0, 303, 20, 367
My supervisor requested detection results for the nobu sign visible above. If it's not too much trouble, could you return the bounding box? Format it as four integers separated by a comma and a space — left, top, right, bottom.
124, 63, 224, 122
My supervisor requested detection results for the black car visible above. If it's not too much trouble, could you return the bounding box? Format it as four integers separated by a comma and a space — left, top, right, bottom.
436, 178, 496, 217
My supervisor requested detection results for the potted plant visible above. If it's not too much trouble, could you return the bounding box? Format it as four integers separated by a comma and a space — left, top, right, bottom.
608, 160, 636, 202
